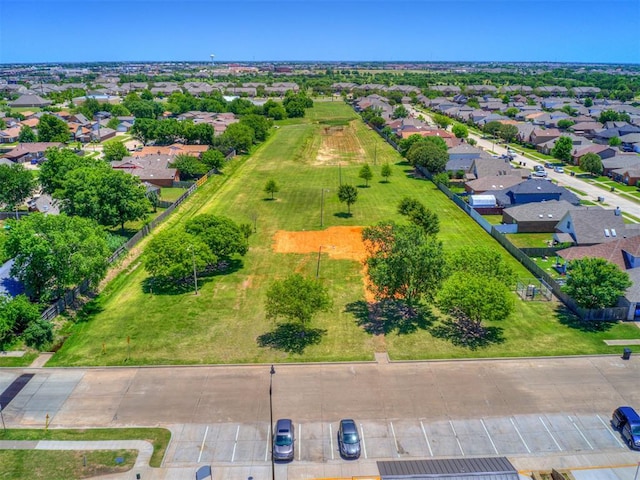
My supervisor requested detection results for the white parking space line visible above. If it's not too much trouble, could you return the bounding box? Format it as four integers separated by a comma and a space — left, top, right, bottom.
449, 420, 464, 455
198, 426, 209, 463
329, 423, 334, 460
390, 421, 400, 457
597, 414, 625, 448
480, 419, 499, 455
264, 425, 270, 462
231, 425, 240, 462
298, 423, 302, 461
360, 423, 368, 459
569, 416, 593, 450
539, 416, 562, 451
510, 417, 531, 453
420, 421, 433, 457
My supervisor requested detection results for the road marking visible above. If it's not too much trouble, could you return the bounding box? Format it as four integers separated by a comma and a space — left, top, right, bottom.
231, 425, 240, 462
298, 423, 302, 461
481, 419, 499, 455
360, 423, 368, 459
390, 421, 400, 457
329, 423, 334, 460
510, 417, 531, 453
197, 425, 209, 463
539, 416, 562, 451
569, 416, 593, 450
597, 414, 625, 448
449, 420, 464, 455
420, 421, 433, 457
264, 424, 270, 462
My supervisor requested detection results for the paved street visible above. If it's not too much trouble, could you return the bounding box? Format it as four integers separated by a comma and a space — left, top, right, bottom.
3, 356, 640, 478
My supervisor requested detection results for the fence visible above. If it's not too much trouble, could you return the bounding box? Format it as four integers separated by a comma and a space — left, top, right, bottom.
0, 211, 31, 220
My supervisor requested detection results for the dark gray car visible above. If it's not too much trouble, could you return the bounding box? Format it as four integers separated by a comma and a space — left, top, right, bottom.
338, 419, 361, 459
273, 419, 294, 461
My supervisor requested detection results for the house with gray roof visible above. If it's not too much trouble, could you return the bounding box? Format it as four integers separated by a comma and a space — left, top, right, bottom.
9, 94, 52, 108
488, 178, 580, 207
502, 200, 582, 233
465, 174, 525, 194
554, 208, 637, 245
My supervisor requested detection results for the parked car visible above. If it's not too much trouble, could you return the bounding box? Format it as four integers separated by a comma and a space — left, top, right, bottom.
273, 419, 295, 461
554, 166, 565, 173
337, 419, 361, 459
534, 165, 545, 172
532, 170, 547, 178
544, 162, 553, 168
612, 406, 640, 449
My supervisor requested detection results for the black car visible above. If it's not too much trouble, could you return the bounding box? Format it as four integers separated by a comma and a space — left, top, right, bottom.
337, 419, 361, 459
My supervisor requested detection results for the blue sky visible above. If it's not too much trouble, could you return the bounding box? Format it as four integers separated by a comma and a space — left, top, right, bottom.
1, 0, 639, 64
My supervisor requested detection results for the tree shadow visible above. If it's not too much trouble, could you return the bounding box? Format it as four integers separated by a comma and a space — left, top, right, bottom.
431, 318, 504, 350
263, 197, 277, 201
357, 184, 371, 189
74, 298, 105, 324
334, 212, 353, 218
345, 299, 434, 335
554, 305, 618, 332
142, 259, 244, 295
257, 322, 327, 354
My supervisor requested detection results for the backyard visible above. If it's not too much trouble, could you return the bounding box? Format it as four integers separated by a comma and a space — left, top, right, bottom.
48, 101, 640, 366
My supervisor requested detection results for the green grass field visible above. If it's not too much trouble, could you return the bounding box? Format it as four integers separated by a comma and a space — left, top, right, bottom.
48, 102, 640, 366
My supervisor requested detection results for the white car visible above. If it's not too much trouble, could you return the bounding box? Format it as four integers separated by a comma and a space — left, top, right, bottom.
554, 166, 565, 173
532, 170, 547, 178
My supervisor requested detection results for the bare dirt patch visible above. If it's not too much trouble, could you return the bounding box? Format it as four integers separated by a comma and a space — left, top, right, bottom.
314, 122, 366, 165
273, 226, 374, 301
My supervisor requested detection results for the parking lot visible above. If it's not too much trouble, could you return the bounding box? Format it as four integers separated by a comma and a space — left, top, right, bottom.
165, 412, 628, 466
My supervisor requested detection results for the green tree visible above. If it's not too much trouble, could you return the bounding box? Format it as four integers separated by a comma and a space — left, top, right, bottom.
263, 100, 287, 120
0, 163, 36, 214
563, 258, 632, 309
397, 197, 440, 236
392, 105, 409, 119
483, 121, 503, 137
0, 294, 41, 348
437, 272, 514, 323
380, 163, 392, 182
265, 273, 332, 325
557, 119, 575, 130
408, 142, 448, 173
22, 318, 53, 350
102, 141, 129, 162
552, 136, 573, 162
337, 184, 358, 214
240, 114, 272, 142
432, 172, 450, 187
185, 214, 248, 260
201, 149, 225, 171
498, 124, 519, 143
504, 107, 519, 118
37, 114, 70, 142
609, 136, 622, 147
218, 123, 255, 153
17, 125, 37, 143
584, 97, 593, 108
452, 124, 468, 139
38, 147, 103, 195
170, 154, 208, 180
432, 113, 452, 129
599, 110, 631, 123
560, 105, 578, 117
447, 246, 515, 286
5, 213, 110, 301
579, 152, 603, 176
362, 221, 445, 307
264, 179, 280, 199
144, 229, 216, 285
358, 163, 373, 187
106, 117, 120, 130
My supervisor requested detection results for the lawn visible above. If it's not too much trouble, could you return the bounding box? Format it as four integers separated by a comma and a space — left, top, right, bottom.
160, 187, 189, 202
506, 232, 554, 248
49, 102, 640, 366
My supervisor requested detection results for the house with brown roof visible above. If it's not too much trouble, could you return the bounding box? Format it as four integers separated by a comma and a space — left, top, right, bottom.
112, 154, 179, 187
571, 144, 617, 165
530, 128, 562, 146
136, 143, 208, 158
465, 174, 525, 194
0, 127, 20, 143
2, 142, 63, 163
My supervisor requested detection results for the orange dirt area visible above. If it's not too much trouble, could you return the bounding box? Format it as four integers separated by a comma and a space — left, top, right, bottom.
273, 226, 374, 301
314, 121, 366, 165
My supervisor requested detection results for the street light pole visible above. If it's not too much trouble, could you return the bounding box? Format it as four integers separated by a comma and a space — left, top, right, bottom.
316, 245, 323, 279
269, 365, 276, 480
188, 247, 198, 295
320, 188, 329, 228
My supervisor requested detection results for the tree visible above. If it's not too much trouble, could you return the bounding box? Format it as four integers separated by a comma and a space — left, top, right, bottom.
170, 154, 208, 179
452, 124, 468, 139
337, 184, 358, 214
0, 163, 36, 214
609, 136, 622, 147
557, 119, 575, 130
358, 164, 373, 187
265, 273, 332, 325
107, 117, 120, 130
263, 100, 287, 120
144, 229, 216, 285
432, 113, 451, 129
102, 141, 129, 162
584, 97, 593, 108
17, 125, 37, 143
5, 213, 110, 301
22, 319, 54, 350
362, 221, 445, 307
563, 258, 632, 309
498, 124, 519, 143
397, 197, 440, 236
467, 137, 477, 146
240, 114, 272, 142
599, 110, 630, 123
579, 152, 603, 176
264, 179, 279, 199
380, 163, 392, 182
408, 142, 448, 173
432, 172, 450, 187
60, 167, 151, 232
504, 107, 519, 118
437, 272, 514, 323
37, 114, 70, 142
560, 105, 578, 117
483, 121, 503, 137
392, 105, 409, 119
38, 148, 103, 195
551, 136, 573, 162
218, 122, 255, 153
0, 294, 41, 348
201, 149, 225, 171
447, 246, 515, 286
184, 214, 248, 260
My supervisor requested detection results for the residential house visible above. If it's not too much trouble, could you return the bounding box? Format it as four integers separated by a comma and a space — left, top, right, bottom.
465, 175, 525, 194
488, 178, 581, 207
530, 128, 562, 146
112, 154, 179, 187
0, 127, 20, 143
9, 94, 52, 108
427, 85, 461, 95
554, 208, 635, 245
620, 133, 640, 153
2, 142, 63, 163
603, 155, 640, 178
571, 144, 617, 165
136, 143, 208, 158
27, 193, 59, 215
466, 157, 523, 180
502, 200, 581, 233
445, 144, 490, 173
570, 121, 603, 138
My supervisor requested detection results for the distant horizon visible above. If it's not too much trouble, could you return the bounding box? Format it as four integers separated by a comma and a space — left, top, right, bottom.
1, 0, 639, 65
